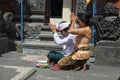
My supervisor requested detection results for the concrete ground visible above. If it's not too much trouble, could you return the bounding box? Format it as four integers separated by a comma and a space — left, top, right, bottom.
27, 58, 120, 80
0, 51, 120, 80
0, 51, 37, 80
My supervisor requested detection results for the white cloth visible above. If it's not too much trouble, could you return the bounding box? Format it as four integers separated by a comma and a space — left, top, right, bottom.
53, 33, 76, 56
56, 21, 70, 31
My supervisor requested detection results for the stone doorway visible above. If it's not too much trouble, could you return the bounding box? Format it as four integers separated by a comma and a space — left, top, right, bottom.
48, 0, 76, 24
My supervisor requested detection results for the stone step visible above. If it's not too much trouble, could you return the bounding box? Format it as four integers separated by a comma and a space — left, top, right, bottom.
39, 31, 61, 41
39, 32, 53, 41
16, 40, 95, 57
21, 41, 63, 55
14, 14, 44, 20
41, 25, 51, 31
40, 31, 61, 35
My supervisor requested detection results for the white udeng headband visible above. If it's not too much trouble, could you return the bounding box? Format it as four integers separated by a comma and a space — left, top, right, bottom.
56, 21, 70, 31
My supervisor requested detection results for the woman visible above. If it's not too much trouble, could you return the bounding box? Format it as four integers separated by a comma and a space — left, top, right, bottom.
57, 12, 91, 71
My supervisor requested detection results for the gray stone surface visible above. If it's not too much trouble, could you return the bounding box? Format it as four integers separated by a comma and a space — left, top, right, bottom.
0, 51, 120, 80
0, 51, 35, 67
0, 51, 37, 80
95, 41, 120, 67
22, 41, 62, 55
95, 45, 120, 67
27, 58, 120, 80
0, 66, 18, 80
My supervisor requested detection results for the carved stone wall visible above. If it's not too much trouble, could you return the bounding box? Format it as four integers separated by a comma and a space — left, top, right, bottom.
10, 0, 46, 40
76, 0, 86, 13
10, 0, 45, 12
76, 0, 92, 17
23, 24, 42, 39
25, 0, 45, 11
94, 2, 120, 42
94, 1, 120, 67
22, 0, 45, 39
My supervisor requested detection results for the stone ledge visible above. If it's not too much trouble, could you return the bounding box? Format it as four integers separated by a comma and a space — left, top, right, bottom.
22, 41, 62, 55
95, 46, 120, 67
22, 41, 62, 50
96, 41, 120, 47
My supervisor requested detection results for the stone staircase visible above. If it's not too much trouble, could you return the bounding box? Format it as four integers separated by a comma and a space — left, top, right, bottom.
21, 25, 62, 56
17, 25, 95, 57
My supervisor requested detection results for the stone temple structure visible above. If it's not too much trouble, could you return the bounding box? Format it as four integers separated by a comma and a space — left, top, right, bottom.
93, 0, 120, 67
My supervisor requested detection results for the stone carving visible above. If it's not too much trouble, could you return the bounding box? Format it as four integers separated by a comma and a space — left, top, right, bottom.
10, 0, 45, 11
0, 10, 7, 38
2, 12, 17, 38
93, 2, 120, 43
104, 3, 119, 16
24, 24, 42, 39
26, 0, 45, 11
76, 0, 87, 13
94, 16, 120, 41
10, 0, 20, 11
15, 24, 42, 39
94, 1, 120, 67
76, 0, 92, 17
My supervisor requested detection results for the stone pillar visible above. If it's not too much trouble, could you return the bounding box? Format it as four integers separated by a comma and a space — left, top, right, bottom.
22, 0, 45, 40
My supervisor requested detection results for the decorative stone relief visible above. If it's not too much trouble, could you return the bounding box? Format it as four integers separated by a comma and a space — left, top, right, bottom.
10, 0, 20, 11
76, 0, 86, 13
10, 0, 45, 11
93, 2, 120, 43
76, 0, 92, 16
26, 0, 45, 11
15, 23, 42, 39
23, 24, 42, 39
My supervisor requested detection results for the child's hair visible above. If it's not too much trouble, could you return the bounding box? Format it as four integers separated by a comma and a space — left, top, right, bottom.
77, 13, 91, 26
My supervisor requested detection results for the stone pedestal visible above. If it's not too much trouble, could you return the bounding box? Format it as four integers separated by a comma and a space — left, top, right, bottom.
95, 41, 120, 67
0, 37, 9, 55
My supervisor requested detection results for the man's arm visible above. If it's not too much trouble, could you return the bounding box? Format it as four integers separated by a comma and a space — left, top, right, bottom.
48, 23, 72, 45
69, 27, 89, 35
48, 23, 56, 33
68, 13, 86, 35
68, 12, 77, 34
54, 33, 71, 45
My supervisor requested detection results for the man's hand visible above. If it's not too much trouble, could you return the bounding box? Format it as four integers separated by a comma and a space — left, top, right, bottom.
69, 12, 76, 30
86, 0, 91, 5
70, 12, 77, 22
48, 23, 57, 33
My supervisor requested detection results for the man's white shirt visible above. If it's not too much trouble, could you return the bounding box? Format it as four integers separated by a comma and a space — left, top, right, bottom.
53, 32, 76, 56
